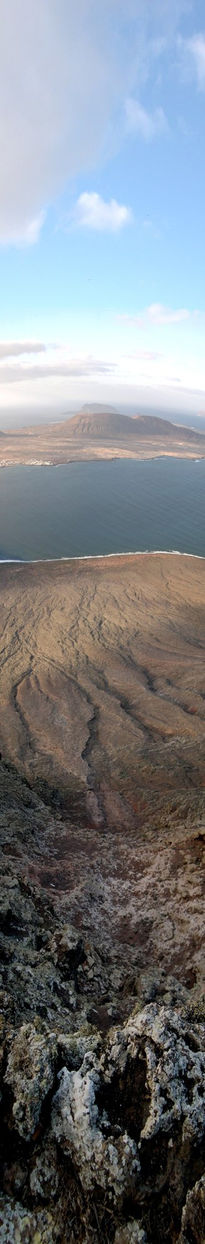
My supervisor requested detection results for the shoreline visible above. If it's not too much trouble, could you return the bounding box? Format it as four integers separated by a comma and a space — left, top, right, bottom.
0, 549, 205, 566
0, 453, 205, 470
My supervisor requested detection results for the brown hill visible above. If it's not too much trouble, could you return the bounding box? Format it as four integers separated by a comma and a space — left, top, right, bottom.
133, 413, 204, 441
56, 408, 204, 442
56, 409, 136, 438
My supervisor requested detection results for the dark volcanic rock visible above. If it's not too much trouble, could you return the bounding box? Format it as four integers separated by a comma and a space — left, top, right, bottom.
0, 760, 205, 1242
0, 995, 205, 1241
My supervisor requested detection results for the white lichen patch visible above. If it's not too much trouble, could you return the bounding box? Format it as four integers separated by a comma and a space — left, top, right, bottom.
52, 1057, 139, 1203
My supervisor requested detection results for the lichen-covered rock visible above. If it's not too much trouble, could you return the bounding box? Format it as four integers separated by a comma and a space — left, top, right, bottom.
0, 1198, 59, 1243
123, 1002, 205, 1146
1, 1000, 205, 1242
178, 1174, 205, 1243
114, 1222, 147, 1243
4, 1023, 57, 1140
52, 1057, 140, 1203
49, 924, 85, 973
52, 1002, 205, 1219
57, 1025, 101, 1069
29, 1143, 59, 1201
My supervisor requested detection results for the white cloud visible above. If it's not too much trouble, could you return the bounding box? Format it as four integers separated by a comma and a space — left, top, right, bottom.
146, 303, 190, 325
0, 212, 46, 248
118, 304, 190, 326
126, 350, 162, 360
1, 320, 205, 419
0, 342, 46, 358
21, 213, 46, 247
0, 1, 187, 245
73, 192, 132, 232
0, 354, 116, 385
125, 99, 168, 140
181, 33, 205, 90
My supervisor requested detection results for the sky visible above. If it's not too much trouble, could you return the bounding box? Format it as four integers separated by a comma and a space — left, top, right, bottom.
0, 0, 205, 425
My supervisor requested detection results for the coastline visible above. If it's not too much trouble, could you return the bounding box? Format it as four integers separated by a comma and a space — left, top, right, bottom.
0, 451, 205, 469
0, 548, 205, 566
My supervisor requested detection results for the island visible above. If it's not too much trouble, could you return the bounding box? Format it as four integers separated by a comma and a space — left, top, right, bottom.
0, 404, 205, 465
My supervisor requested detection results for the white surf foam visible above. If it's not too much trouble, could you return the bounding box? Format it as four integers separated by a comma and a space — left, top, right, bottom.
0, 550, 205, 565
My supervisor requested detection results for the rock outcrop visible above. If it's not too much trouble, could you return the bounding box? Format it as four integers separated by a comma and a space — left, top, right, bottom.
1, 993, 205, 1242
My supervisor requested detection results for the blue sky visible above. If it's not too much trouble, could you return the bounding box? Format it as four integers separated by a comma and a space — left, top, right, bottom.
0, 0, 205, 423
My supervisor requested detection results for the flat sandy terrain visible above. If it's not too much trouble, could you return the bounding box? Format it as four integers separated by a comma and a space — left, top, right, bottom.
0, 553, 204, 1010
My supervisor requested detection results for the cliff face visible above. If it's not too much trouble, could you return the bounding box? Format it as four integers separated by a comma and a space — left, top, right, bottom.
0, 555, 205, 1240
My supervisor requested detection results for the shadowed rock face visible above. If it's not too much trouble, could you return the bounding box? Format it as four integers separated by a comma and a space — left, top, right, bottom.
0, 554, 204, 1240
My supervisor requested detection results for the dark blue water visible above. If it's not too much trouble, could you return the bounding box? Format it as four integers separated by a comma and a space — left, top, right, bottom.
0, 458, 204, 560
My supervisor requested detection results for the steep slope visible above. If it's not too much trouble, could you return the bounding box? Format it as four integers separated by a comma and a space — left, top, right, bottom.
0, 554, 205, 1241
55, 408, 205, 442
133, 413, 201, 440
56, 408, 137, 437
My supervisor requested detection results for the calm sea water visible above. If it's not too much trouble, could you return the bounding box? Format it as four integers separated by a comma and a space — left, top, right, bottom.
0, 458, 204, 561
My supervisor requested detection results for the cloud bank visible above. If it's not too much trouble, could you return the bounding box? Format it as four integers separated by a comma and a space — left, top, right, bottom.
0, 355, 116, 385
0, 0, 187, 245
0, 342, 46, 358
0, 1, 117, 244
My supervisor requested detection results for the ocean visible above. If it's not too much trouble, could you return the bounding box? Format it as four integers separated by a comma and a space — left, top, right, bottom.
0, 457, 204, 561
